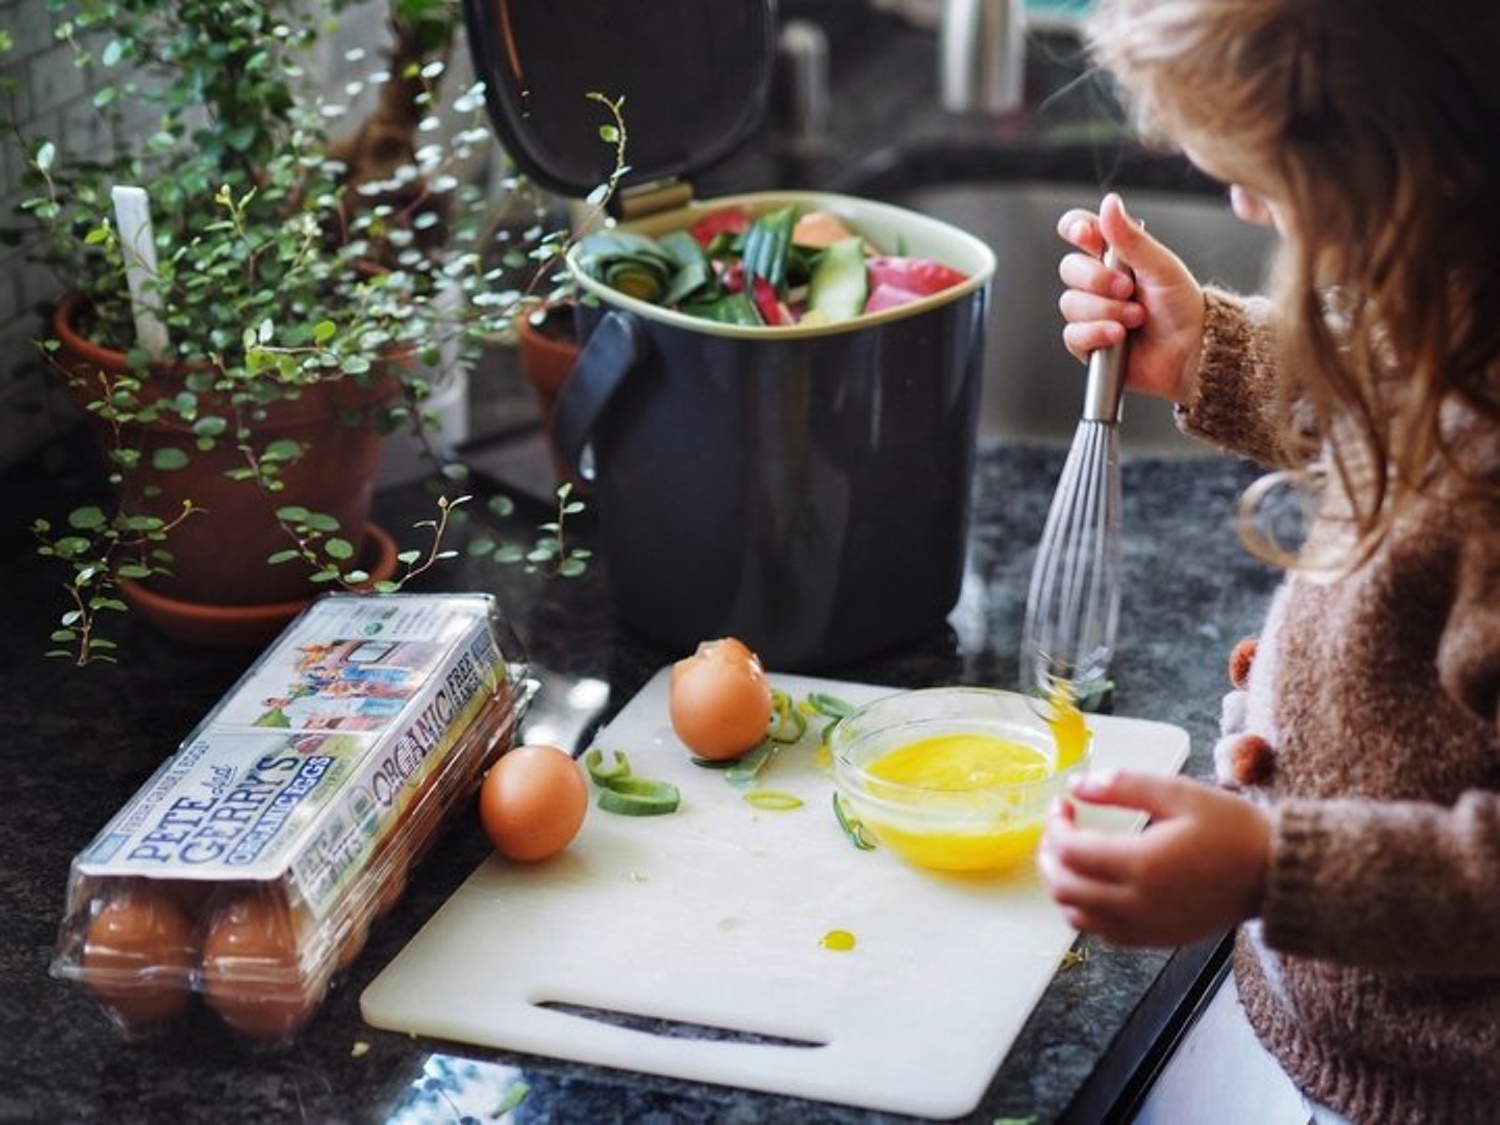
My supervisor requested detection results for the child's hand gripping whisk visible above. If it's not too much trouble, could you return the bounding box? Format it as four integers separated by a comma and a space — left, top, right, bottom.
1022, 242, 1133, 713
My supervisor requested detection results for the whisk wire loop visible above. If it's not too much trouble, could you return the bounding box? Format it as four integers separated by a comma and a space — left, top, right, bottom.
1022, 242, 1130, 700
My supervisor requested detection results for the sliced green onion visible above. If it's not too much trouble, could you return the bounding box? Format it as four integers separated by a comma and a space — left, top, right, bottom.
743, 789, 803, 811
724, 742, 776, 787
582, 746, 631, 786
767, 689, 807, 744
832, 793, 876, 851
597, 777, 680, 816
492, 1080, 530, 1115
689, 754, 737, 770
806, 692, 854, 719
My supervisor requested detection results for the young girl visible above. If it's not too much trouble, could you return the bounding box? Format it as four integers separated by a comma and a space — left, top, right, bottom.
1036, 2, 1500, 1121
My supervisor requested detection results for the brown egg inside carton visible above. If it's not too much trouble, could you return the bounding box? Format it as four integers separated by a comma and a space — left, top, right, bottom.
199, 884, 332, 1042
59, 650, 527, 1044
328, 683, 524, 965
270, 680, 521, 965
78, 877, 200, 1036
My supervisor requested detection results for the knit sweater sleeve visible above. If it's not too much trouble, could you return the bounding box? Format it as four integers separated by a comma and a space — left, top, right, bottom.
1260, 793, 1500, 973
1174, 288, 1315, 467
1260, 520, 1500, 973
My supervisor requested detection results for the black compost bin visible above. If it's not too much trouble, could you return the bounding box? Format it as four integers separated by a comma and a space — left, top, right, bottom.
464, 0, 996, 670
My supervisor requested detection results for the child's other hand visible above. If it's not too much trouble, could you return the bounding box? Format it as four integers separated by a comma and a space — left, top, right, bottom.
1057, 193, 1207, 404
1038, 769, 1269, 947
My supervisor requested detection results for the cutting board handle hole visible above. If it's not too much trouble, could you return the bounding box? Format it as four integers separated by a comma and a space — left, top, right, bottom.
535, 999, 827, 1050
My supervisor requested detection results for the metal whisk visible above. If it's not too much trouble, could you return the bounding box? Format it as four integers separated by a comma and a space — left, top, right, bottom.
1022, 246, 1132, 702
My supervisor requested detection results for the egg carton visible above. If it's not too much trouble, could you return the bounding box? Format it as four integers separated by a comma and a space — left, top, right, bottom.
50, 593, 534, 1043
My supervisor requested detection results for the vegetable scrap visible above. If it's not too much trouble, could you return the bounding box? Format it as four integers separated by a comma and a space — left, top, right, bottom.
767, 689, 808, 743
1059, 946, 1090, 972
576, 204, 968, 328
491, 1080, 530, 1117
832, 792, 877, 852
582, 747, 681, 817
743, 789, 804, 811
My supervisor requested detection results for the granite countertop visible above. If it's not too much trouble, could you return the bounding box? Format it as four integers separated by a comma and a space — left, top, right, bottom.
0, 435, 1278, 1124
0, 9, 1281, 1123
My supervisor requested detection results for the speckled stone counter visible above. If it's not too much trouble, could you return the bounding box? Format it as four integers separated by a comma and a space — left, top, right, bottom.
0, 9, 1279, 1121
0, 433, 1278, 1124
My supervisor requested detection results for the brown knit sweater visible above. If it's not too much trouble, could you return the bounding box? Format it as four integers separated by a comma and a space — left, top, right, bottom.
1176, 290, 1500, 1123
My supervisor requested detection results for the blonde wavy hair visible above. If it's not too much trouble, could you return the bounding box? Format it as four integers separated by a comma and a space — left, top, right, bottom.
1087, 0, 1500, 569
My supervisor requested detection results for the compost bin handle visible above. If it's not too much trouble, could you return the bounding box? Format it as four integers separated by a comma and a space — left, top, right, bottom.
552, 309, 648, 482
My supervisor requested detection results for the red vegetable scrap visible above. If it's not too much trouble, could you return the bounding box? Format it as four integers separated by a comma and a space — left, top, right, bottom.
864, 283, 926, 315
751, 277, 791, 326
689, 206, 751, 247
858, 257, 970, 315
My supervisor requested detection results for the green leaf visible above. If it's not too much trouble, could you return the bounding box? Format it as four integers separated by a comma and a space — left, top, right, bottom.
324, 537, 354, 560
276, 506, 311, 522
67, 506, 107, 530
261, 439, 302, 462
151, 448, 190, 471
312, 320, 337, 344
54, 536, 93, 557
35, 141, 55, 171
267, 549, 302, 565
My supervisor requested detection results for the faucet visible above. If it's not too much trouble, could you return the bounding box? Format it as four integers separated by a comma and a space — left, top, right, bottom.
939, 0, 1026, 115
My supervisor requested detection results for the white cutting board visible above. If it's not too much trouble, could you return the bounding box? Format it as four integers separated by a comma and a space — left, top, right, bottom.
361, 671, 1190, 1119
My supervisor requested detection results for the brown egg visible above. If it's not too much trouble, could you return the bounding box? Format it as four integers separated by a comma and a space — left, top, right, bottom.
333, 914, 369, 975
668, 637, 774, 760
479, 744, 589, 862
200, 890, 326, 1040
82, 882, 197, 1032
370, 839, 411, 918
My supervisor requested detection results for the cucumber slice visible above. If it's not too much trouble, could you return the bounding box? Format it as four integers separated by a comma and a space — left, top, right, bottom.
807, 236, 868, 323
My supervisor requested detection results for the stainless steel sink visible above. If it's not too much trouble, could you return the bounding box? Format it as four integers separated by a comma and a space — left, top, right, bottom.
831, 141, 1278, 452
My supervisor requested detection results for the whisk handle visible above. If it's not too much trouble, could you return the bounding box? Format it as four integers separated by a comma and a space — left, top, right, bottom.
1082, 247, 1132, 423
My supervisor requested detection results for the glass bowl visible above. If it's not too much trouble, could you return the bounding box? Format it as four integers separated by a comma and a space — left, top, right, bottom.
830, 687, 1092, 873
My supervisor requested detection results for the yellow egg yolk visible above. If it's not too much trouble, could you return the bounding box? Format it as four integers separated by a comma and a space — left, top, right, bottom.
1046, 690, 1091, 768
857, 733, 1058, 872
866, 734, 1052, 788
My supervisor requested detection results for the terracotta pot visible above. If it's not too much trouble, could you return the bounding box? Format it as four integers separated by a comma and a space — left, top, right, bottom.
53, 293, 399, 611
515, 301, 582, 488
119, 523, 399, 649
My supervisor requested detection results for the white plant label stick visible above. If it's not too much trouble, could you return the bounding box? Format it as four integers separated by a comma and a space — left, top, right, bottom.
110, 184, 170, 358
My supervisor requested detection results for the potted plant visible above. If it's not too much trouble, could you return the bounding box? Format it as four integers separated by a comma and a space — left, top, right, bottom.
14, 0, 607, 664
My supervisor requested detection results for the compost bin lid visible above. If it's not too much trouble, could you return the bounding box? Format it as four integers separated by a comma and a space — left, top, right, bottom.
462, 0, 776, 201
